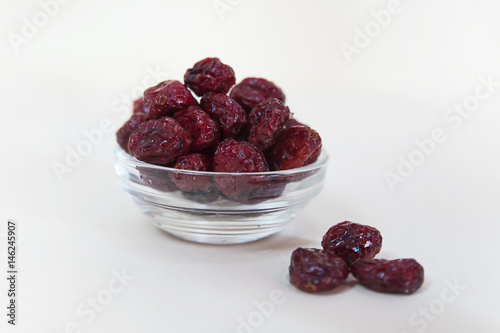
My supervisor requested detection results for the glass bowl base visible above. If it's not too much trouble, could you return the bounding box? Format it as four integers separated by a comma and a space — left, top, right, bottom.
134, 198, 303, 244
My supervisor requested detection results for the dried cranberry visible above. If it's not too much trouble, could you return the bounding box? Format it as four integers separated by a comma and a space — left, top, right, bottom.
173, 106, 220, 152
184, 57, 236, 96
212, 139, 270, 202
172, 153, 212, 172
116, 113, 150, 153
200, 93, 247, 139
143, 80, 197, 119
321, 222, 383, 265
269, 126, 322, 171
132, 97, 149, 114
289, 248, 349, 293
248, 98, 291, 151
182, 190, 219, 203
285, 118, 305, 129
303, 146, 322, 166
137, 166, 179, 192
212, 139, 268, 173
168, 153, 217, 193
128, 117, 192, 166
350, 259, 424, 294
229, 78, 286, 113
240, 175, 286, 204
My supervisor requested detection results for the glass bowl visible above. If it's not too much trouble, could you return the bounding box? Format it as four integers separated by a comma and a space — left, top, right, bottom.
114, 147, 328, 244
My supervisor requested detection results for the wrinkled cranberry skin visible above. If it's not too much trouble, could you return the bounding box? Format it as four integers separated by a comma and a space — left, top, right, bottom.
321, 221, 383, 265
168, 153, 217, 193
200, 93, 247, 139
289, 248, 349, 293
133, 97, 149, 114
184, 57, 236, 96
212, 139, 270, 201
116, 113, 150, 153
143, 80, 197, 119
229, 78, 286, 113
270, 126, 322, 171
351, 259, 424, 294
128, 117, 192, 166
173, 106, 221, 152
213, 139, 268, 173
248, 98, 291, 151
173, 153, 212, 172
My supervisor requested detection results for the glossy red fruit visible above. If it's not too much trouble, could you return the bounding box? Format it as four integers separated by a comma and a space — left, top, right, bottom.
200, 93, 247, 139
184, 57, 236, 96
132, 97, 149, 114
303, 146, 322, 166
269, 126, 322, 171
321, 222, 383, 265
128, 117, 192, 166
248, 98, 291, 151
168, 153, 217, 194
212, 139, 270, 202
173, 106, 220, 152
289, 248, 349, 293
229, 78, 285, 113
116, 113, 150, 153
143, 80, 197, 119
350, 259, 424, 294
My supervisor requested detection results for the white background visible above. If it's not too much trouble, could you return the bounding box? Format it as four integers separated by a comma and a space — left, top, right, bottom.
1, 0, 500, 332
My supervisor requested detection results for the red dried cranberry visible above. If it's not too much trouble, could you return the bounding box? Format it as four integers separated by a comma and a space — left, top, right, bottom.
212, 139, 268, 173
269, 126, 322, 171
116, 113, 150, 153
200, 93, 247, 139
182, 190, 219, 203
285, 118, 305, 129
247, 98, 291, 151
137, 166, 179, 192
172, 153, 212, 172
133, 97, 149, 114
350, 259, 424, 294
321, 222, 383, 265
184, 57, 236, 96
303, 146, 322, 166
173, 106, 220, 152
128, 117, 192, 166
229, 78, 286, 113
143, 80, 197, 119
212, 139, 270, 201
289, 248, 349, 293
168, 153, 216, 193
239, 175, 286, 204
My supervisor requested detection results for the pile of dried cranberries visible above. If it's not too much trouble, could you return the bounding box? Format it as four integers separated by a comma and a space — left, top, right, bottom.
289, 221, 424, 294
116, 58, 322, 203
